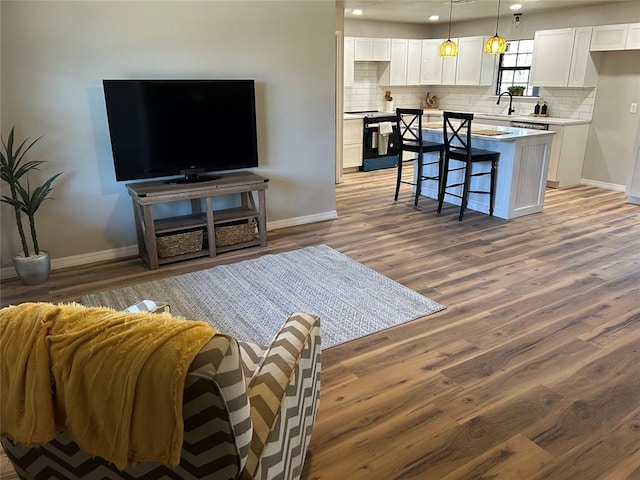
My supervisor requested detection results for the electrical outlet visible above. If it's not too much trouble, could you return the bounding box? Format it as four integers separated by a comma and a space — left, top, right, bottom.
631, 103, 638, 114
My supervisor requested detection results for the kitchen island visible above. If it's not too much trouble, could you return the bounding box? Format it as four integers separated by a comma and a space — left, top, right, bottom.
418, 123, 555, 219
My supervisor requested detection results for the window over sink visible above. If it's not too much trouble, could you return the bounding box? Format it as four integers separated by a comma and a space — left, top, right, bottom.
496, 39, 539, 97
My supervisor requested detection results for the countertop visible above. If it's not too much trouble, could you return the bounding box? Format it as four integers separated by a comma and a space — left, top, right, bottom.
422, 123, 556, 142
421, 110, 590, 126
344, 113, 366, 120
343, 111, 590, 126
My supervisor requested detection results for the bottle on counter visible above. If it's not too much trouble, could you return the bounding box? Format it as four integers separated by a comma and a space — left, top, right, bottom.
534, 102, 541, 115
541, 102, 548, 115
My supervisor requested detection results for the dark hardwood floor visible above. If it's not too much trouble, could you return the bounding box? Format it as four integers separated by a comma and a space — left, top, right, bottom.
1, 169, 639, 479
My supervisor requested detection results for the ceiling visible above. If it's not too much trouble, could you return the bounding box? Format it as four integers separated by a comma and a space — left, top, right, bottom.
343, 0, 628, 24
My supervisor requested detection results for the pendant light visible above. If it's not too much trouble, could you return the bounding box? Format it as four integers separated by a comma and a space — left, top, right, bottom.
484, 0, 507, 54
439, 0, 458, 57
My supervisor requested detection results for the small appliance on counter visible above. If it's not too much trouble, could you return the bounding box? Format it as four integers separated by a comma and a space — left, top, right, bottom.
344, 111, 400, 171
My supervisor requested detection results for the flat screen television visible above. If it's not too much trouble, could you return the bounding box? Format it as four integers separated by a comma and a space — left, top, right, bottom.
103, 79, 258, 182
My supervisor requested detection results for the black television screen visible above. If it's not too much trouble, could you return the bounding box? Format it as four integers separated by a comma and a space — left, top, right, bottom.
103, 79, 258, 182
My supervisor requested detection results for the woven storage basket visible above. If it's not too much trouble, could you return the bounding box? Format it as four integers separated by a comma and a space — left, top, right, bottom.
156, 229, 203, 258
215, 220, 258, 247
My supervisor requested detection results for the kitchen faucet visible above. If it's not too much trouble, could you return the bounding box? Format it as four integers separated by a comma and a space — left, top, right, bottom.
497, 91, 515, 115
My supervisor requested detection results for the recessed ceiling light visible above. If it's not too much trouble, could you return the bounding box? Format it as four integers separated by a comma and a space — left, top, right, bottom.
510, 4, 522, 10
352, 9, 363, 15
429, 15, 440, 21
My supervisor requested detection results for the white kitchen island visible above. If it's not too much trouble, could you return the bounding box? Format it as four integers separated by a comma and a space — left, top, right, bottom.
418, 124, 555, 220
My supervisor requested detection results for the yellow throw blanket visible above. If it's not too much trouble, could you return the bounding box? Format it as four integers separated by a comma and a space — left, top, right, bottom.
0, 302, 217, 470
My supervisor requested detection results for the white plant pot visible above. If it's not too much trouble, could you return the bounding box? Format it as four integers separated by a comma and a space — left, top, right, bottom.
13, 251, 51, 285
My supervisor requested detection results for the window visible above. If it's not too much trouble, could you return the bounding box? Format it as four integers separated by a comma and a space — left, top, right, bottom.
496, 39, 538, 96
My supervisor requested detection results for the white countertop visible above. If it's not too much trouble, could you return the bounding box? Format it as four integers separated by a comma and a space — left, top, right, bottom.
422, 110, 590, 126
344, 111, 590, 126
475, 113, 588, 126
422, 123, 555, 142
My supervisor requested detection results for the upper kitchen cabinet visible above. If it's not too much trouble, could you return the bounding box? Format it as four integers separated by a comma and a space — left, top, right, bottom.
590, 23, 640, 50
344, 36, 355, 87
568, 27, 599, 87
389, 39, 408, 85
406, 39, 422, 85
624, 23, 640, 50
420, 39, 443, 85
418, 37, 493, 86
627, 23, 640, 49
455, 36, 497, 86
441, 41, 458, 85
380, 39, 409, 86
530, 27, 598, 87
590, 23, 628, 50
354, 37, 391, 61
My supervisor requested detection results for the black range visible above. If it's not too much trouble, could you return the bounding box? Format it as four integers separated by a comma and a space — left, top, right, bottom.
345, 111, 399, 171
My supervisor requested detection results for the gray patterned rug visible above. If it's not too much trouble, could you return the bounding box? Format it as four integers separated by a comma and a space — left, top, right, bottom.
82, 245, 445, 348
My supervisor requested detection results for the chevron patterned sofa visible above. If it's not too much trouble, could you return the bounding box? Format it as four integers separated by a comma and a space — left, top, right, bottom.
1, 311, 321, 480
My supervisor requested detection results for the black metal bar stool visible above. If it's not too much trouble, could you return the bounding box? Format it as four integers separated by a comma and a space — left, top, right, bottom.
395, 108, 445, 207
437, 111, 499, 221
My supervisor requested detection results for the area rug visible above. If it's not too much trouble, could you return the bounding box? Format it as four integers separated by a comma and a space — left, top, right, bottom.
81, 244, 445, 348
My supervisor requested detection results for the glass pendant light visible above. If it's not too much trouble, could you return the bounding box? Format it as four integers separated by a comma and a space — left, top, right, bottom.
439, 0, 458, 57
484, 0, 507, 54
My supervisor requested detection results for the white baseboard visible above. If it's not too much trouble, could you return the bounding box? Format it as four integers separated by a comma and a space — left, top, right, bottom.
580, 178, 627, 192
268, 210, 338, 230
1, 245, 139, 281
0, 212, 338, 280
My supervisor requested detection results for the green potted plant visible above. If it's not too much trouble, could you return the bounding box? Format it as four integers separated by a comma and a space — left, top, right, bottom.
1, 127, 61, 285
507, 85, 525, 96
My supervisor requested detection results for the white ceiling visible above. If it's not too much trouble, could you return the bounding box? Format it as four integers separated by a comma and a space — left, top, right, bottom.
343, 0, 632, 24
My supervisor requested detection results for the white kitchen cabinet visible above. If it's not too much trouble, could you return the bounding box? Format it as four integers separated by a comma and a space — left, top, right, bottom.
420, 39, 443, 85
436, 36, 497, 85
381, 35, 494, 87
389, 39, 408, 85
590, 23, 628, 51
343, 117, 363, 169
568, 27, 599, 88
625, 23, 640, 49
590, 23, 640, 50
406, 39, 422, 85
530, 29, 574, 87
455, 36, 496, 86
546, 124, 589, 188
441, 38, 458, 86
354, 37, 391, 61
344, 36, 355, 87
530, 28, 598, 87
380, 39, 409, 86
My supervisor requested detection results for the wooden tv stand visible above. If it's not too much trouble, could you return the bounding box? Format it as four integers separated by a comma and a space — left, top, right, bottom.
127, 172, 268, 269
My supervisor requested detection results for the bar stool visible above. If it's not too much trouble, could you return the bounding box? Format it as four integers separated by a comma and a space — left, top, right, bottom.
438, 111, 499, 221
395, 108, 445, 207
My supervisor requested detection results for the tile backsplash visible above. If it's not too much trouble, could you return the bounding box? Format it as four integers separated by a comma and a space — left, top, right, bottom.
344, 62, 596, 120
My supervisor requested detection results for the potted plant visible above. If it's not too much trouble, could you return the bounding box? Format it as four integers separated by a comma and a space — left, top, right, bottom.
507, 85, 525, 96
1, 127, 61, 285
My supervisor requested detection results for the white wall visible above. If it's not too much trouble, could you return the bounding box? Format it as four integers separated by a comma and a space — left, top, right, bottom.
582, 50, 640, 187
0, 1, 336, 272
